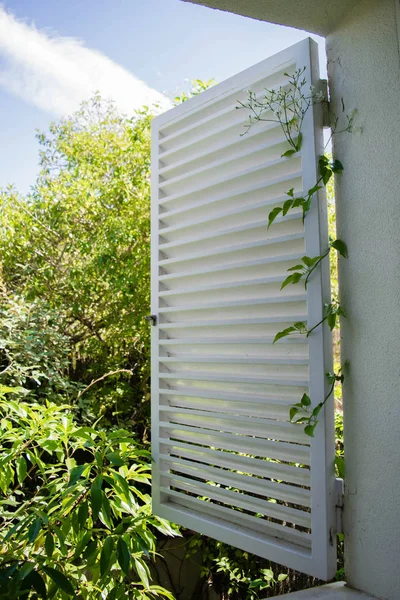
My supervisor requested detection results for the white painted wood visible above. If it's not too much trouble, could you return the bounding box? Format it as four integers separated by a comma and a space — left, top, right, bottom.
151, 38, 335, 580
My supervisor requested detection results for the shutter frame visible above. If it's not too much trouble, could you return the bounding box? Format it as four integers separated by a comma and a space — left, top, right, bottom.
151, 38, 336, 580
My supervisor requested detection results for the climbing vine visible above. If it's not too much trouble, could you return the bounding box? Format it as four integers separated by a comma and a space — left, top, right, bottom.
239, 68, 353, 436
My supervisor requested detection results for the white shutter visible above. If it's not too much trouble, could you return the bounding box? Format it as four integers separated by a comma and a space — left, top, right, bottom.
151, 38, 336, 580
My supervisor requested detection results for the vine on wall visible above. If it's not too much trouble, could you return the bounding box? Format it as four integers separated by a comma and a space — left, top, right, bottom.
238, 69, 353, 437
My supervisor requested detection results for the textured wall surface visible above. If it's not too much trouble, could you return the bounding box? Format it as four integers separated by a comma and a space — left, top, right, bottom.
183, 0, 361, 36
327, 1, 400, 598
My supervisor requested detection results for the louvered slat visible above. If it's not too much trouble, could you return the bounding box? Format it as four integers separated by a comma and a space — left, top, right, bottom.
152, 38, 336, 579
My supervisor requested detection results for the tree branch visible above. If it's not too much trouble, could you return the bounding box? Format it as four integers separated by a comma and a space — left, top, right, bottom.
76, 368, 134, 401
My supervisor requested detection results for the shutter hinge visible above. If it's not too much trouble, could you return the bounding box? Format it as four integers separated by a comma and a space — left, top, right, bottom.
316, 79, 330, 129
334, 477, 344, 535
145, 314, 157, 326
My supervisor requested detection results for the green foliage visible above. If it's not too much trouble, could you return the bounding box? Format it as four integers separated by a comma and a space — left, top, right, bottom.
0, 387, 178, 599
240, 66, 354, 436
188, 537, 288, 600
318, 155, 344, 185
267, 184, 321, 228
173, 79, 215, 104
237, 67, 311, 152
0, 290, 79, 401
280, 239, 347, 291
335, 412, 345, 478
0, 97, 153, 430
0, 96, 181, 600
273, 322, 307, 344
289, 365, 347, 436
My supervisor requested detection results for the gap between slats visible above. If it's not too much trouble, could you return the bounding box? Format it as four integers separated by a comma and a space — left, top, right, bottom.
164, 474, 311, 529
160, 424, 311, 464
159, 439, 310, 486
160, 455, 310, 507
161, 490, 312, 550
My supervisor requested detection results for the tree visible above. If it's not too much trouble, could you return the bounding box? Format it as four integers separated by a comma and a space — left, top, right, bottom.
0, 97, 153, 431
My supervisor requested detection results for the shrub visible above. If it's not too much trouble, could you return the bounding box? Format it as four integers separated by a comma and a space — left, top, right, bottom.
0, 387, 178, 599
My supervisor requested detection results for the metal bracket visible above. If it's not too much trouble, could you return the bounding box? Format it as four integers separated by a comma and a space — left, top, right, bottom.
334, 477, 344, 534
316, 79, 330, 129
145, 314, 157, 326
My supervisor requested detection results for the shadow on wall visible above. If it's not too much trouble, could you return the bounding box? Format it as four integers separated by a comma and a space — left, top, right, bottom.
151, 537, 219, 600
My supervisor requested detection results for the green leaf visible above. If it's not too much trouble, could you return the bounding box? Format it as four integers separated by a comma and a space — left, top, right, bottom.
300, 393, 311, 407
335, 456, 345, 478
331, 159, 344, 173
295, 132, 303, 151
287, 264, 304, 272
289, 407, 299, 422
286, 188, 295, 197
78, 501, 88, 530
302, 255, 320, 268
312, 403, 323, 418
292, 196, 305, 208
281, 149, 296, 158
249, 579, 264, 588
42, 567, 75, 597
134, 557, 150, 588
322, 169, 332, 185
281, 271, 302, 290
18, 562, 35, 580
73, 531, 92, 560
282, 199, 293, 216
302, 196, 312, 218
331, 239, 348, 258
100, 536, 114, 577
261, 568, 274, 581
45, 532, 54, 558
267, 206, 283, 228
68, 464, 88, 487
278, 573, 288, 582
149, 586, 175, 600
16, 456, 27, 484
106, 452, 124, 467
90, 475, 103, 521
273, 326, 295, 344
94, 451, 103, 468
100, 493, 113, 530
326, 372, 336, 385
28, 518, 42, 543
327, 312, 337, 330
117, 538, 131, 575
111, 471, 131, 501
23, 571, 47, 599
307, 184, 322, 197
293, 415, 309, 424
304, 423, 317, 437
82, 539, 98, 562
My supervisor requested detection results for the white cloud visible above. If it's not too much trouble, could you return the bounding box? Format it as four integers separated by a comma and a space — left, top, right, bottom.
0, 6, 170, 117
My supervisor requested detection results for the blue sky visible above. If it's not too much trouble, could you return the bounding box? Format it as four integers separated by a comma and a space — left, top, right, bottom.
0, 0, 325, 193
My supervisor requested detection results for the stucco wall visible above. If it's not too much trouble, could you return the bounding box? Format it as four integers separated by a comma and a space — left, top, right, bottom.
326, 1, 400, 598
184, 0, 361, 36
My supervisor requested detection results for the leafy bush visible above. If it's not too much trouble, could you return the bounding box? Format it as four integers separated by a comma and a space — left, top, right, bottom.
0, 290, 78, 401
0, 387, 178, 599
197, 538, 287, 599
0, 98, 153, 431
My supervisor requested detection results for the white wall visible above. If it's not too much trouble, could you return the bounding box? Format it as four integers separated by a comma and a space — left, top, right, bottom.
327, 1, 400, 598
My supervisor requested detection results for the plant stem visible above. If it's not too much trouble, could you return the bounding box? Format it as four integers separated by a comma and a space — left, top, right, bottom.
304, 247, 330, 288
